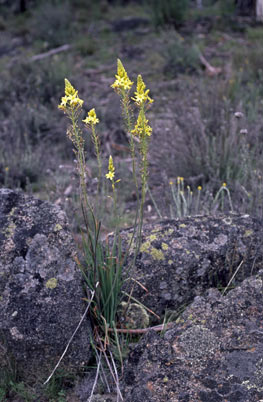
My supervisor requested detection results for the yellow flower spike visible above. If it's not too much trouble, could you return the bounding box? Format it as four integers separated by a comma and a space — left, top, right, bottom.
222, 182, 227, 187
198, 186, 202, 191
106, 155, 115, 181
83, 108, 99, 126
65, 78, 77, 97
132, 74, 154, 106
58, 79, 83, 110
111, 59, 133, 92
169, 181, 174, 186
131, 110, 152, 138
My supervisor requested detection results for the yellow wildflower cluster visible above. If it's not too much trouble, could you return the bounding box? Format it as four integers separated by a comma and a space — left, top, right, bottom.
131, 110, 152, 138
105, 155, 115, 181
83, 108, 99, 126
58, 78, 83, 110
111, 59, 133, 92
132, 74, 153, 106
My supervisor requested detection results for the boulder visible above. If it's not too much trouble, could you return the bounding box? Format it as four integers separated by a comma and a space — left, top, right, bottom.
0, 189, 91, 384
122, 214, 263, 319
122, 270, 263, 401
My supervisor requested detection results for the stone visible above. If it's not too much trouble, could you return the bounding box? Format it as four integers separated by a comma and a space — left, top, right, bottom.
0, 189, 91, 384
122, 270, 263, 401
121, 214, 263, 320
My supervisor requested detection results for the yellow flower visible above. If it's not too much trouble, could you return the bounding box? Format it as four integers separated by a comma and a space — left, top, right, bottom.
105, 155, 115, 181
222, 182, 227, 187
60, 96, 69, 107
69, 92, 84, 107
111, 59, 133, 92
132, 74, 153, 106
58, 78, 83, 110
65, 78, 77, 97
83, 108, 99, 126
131, 110, 152, 138
197, 186, 202, 191
106, 171, 114, 180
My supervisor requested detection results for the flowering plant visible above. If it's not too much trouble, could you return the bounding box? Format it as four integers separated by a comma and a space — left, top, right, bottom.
58, 60, 153, 395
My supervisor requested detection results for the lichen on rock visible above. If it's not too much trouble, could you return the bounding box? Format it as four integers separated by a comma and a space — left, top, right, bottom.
0, 189, 91, 383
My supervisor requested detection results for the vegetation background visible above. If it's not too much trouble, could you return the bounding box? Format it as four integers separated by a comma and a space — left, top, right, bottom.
1, 0, 263, 399
1, 0, 263, 232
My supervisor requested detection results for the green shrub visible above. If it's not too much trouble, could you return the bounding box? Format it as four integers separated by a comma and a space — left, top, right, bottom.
30, 0, 73, 48
163, 33, 200, 76
149, 0, 190, 28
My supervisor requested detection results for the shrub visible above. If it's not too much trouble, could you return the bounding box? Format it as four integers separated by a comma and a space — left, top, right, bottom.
30, 0, 73, 49
149, 0, 190, 28
163, 32, 200, 77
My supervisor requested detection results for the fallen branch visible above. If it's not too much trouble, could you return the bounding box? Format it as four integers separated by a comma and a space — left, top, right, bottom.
199, 52, 222, 77
108, 321, 175, 334
30, 44, 72, 62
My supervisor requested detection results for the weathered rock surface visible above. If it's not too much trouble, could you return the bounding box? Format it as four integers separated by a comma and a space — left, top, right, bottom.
122, 270, 263, 401
0, 189, 91, 382
122, 215, 263, 319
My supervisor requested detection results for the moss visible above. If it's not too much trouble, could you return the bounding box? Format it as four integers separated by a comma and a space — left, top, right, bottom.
164, 228, 174, 235
244, 229, 253, 237
161, 242, 169, 251
45, 278, 58, 289
118, 301, 149, 329
54, 223, 63, 232
5, 222, 16, 237
140, 240, 151, 253
151, 227, 161, 233
150, 248, 164, 261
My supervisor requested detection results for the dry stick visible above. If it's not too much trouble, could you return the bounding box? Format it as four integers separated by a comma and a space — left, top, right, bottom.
30, 44, 72, 62
97, 337, 124, 401
88, 350, 102, 402
109, 349, 122, 402
94, 347, 111, 393
222, 260, 244, 296
108, 321, 175, 334
199, 52, 222, 76
43, 286, 96, 386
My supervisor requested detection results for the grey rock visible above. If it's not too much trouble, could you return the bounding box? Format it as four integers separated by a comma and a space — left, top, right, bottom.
122, 270, 263, 401
0, 189, 91, 383
121, 214, 263, 319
